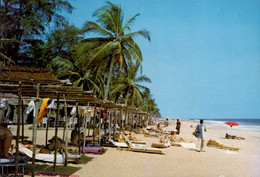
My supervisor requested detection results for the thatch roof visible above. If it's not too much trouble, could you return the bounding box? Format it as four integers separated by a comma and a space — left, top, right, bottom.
0, 66, 62, 84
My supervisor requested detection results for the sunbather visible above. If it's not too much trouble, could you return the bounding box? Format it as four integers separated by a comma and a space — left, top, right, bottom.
159, 135, 192, 143
157, 124, 164, 133
0, 126, 13, 158
225, 133, 245, 140
122, 131, 140, 141
71, 124, 84, 146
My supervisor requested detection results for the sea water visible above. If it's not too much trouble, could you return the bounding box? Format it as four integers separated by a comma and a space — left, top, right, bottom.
188, 118, 260, 132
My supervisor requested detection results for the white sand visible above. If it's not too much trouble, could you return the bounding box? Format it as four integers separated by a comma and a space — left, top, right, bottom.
12, 119, 260, 177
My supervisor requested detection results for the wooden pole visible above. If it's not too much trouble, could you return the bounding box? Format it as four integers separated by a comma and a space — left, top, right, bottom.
83, 102, 89, 153
108, 110, 111, 138
32, 83, 40, 177
132, 113, 134, 130
113, 110, 116, 140
93, 104, 97, 146
63, 94, 68, 166
76, 101, 81, 156
53, 93, 60, 172
15, 82, 22, 176
99, 105, 102, 146
21, 100, 24, 143
125, 110, 128, 128
45, 112, 50, 147
87, 106, 91, 137
121, 109, 124, 130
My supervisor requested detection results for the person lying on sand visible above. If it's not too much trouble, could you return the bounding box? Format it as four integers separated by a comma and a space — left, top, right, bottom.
122, 131, 140, 141
225, 133, 245, 140
159, 135, 193, 143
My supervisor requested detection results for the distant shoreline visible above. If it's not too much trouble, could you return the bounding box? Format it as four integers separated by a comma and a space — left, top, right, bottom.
158, 117, 260, 132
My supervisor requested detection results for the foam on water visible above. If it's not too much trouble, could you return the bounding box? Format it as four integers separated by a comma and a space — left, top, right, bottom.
185, 118, 260, 132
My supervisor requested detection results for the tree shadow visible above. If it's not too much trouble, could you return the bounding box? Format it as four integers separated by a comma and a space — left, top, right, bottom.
27, 163, 81, 174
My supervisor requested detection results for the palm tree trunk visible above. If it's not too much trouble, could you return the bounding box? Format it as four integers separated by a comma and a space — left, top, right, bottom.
104, 56, 115, 100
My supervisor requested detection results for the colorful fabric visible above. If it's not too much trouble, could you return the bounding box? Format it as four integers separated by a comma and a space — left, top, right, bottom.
37, 98, 52, 124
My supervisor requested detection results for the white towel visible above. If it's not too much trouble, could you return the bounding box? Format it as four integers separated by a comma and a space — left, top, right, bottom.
26, 100, 35, 117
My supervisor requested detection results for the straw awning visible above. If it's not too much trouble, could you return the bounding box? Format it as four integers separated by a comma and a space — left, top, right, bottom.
0, 66, 62, 85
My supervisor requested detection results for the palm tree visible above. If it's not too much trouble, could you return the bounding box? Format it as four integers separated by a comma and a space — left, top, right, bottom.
78, 2, 150, 100
136, 89, 161, 117
110, 63, 151, 105
51, 56, 104, 96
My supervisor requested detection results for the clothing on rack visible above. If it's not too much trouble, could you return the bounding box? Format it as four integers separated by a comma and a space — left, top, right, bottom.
38, 98, 53, 124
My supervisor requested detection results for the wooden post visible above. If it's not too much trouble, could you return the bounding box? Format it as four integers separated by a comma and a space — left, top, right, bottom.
22, 100, 24, 143
63, 95, 68, 166
120, 109, 123, 130
113, 110, 117, 139
15, 82, 22, 176
87, 106, 91, 137
132, 113, 134, 130
76, 101, 81, 156
99, 105, 102, 146
32, 83, 40, 177
108, 110, 111, 138
83, 102, 89, 153
93, 104, 97, 146
53, 93, 60, 172
124, 110, 127, 128
45, 112, 50, 147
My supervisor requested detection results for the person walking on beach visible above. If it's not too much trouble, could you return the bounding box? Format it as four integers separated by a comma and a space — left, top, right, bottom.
164, 118, 169, 127
176, 119, 181, 134
197, 119, 207, 152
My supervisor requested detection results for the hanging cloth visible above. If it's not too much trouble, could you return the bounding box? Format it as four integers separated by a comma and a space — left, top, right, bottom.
70, 107, 77, 117
26, 100, 36, 117
38, 98, 53, 124
47, 99, 55, 109
0, 98, 8, 110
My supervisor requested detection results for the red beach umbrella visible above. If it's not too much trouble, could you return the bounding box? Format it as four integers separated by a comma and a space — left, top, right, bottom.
224, 121, 239, 127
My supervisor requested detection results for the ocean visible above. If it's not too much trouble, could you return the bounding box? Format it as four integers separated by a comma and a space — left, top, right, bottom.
187, 118, 260, 132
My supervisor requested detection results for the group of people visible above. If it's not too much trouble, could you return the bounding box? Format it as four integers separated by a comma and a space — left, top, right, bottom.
163, 118, 207, 152
164, 118, 181, 134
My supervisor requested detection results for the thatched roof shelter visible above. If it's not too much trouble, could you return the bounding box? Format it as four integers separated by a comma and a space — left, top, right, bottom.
0, 66, 62, 85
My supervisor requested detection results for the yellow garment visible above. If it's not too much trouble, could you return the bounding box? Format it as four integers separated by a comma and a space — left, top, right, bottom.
37, 98, 50, 124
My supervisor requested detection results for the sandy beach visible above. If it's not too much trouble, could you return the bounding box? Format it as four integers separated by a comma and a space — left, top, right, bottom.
11, 118, 260, 177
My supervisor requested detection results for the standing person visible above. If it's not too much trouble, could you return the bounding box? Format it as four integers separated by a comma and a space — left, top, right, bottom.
164, 118, 169, 127
176, 119, 181, 134
197, 119, 207, 152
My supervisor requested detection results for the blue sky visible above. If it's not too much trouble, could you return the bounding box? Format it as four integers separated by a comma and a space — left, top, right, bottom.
65, 0, 260, 119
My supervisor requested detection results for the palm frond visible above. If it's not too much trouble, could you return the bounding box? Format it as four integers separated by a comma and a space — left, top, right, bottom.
83, 21, 113, 37
121, 13, 140, 32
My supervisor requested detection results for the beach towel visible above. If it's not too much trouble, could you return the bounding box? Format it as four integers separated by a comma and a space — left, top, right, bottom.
108, 138, 128, 148
19, 144, 80, 163
179, 142, 197, 149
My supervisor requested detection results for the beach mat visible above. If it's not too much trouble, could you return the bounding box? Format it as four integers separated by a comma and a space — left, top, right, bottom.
81, 146, 103, 155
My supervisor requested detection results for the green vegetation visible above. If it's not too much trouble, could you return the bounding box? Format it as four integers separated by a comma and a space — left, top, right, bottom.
0, 1, 161, 117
